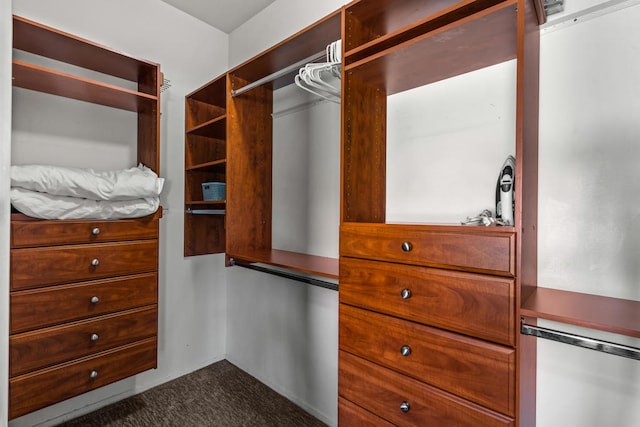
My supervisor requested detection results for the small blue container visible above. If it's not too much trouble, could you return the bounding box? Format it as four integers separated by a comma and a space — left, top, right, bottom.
202, 182, 226, 201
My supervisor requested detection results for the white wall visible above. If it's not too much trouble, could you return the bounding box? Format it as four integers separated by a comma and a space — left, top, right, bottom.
536, 3, 640, 426
1, 1, 13, 424
7, 1, 229, 426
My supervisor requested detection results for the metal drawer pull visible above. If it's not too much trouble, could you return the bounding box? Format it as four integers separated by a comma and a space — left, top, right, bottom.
91, 258, 100, 266
400, 401, 410, 413
90, 370, 98, 379
92, 227, 100, 235
90, 296, 100, 304
401, 241, 413, 252
90, 333, 99, 342
401, 345, 412, 357
400, 289, 412, 299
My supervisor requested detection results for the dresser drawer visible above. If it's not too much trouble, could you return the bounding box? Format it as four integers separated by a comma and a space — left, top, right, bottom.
9, 337, 157, 420
340, 257, 515, 345
10, 273, 157, 333
339, 351, 514, 427
11, 240, 158, 290
11, 212, 160, 248
339, 397, 395, 426
340, 305, 515, 416
10, 305, 157, 377
341, 223, 515, 276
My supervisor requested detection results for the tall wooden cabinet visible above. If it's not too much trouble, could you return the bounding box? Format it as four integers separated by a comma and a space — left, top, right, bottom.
338, 0, 542, 426
9, 15, 161, 419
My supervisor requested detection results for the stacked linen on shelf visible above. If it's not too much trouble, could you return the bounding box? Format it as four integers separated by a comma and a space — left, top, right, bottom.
10, 164, 164, 219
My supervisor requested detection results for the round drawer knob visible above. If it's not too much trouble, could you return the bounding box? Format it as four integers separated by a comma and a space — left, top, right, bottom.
401, 241, 413, 252
400, 289, 412, 300
400, 345, 412, 357
92, 227, 101, 236
400, 401, 410, 413
90, 296, 100, 304
90, 370, 98, 379
90, 333, 99, 342
91, 258, 100, 267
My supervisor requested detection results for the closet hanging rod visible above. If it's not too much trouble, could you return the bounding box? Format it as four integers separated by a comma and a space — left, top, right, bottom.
186, 208, 226, 215
521, 322, 640, 361
231, 50, 326, 97
234, 262, 338, 291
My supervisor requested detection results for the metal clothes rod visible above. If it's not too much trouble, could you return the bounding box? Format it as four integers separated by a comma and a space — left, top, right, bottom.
521, 323, 640, 361
231, 50, 326, 97
235, 262, 338, 291
186, 208, 226, 215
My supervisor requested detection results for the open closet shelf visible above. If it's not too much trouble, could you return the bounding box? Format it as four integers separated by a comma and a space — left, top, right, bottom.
12, 60, 158, 112
521, 286, 640, 339
186, 159, 226, 172
344, 1, 517, 95
343, 0, 508, 65
186, 115, 226, 138
229, 249, 339, 280
12, 14, 161, 173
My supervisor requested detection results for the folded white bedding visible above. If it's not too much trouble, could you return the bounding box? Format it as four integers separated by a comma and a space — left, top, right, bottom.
11, 187, 160, 220
11, 164, 164, 201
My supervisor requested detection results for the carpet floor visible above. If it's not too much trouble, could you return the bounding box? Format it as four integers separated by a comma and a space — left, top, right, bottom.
56, 360, 328, 427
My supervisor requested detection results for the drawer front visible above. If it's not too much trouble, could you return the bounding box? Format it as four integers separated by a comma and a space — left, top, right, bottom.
341, 223, 515, 276
11, 213, 159, 248
10, 273, 157, 333
11, 240, 158, 290
339, 397, 395, 427
9, 337, 157, 420
10, 305, 157, 377
340, 257, 515, 345
340, 305, 515, 416
339, 351, 514, 427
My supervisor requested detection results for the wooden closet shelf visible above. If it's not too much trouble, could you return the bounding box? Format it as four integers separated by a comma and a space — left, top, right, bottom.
12, 61, 157, 112
521, 286, 640, 339
186, 159, 227, 172
186, 115, 227, 138
229, 249, 339, 280
13, 15, 157, 84
344, 0, 505, 65
344, 2, 517, 96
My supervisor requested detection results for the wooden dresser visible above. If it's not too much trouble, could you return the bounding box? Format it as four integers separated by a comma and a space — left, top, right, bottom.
339, 224, 516, 425
9, 15, 162, 420
8, 212, 160, 419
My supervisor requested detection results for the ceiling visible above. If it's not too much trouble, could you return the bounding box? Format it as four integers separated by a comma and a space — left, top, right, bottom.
160, 0, 277, 33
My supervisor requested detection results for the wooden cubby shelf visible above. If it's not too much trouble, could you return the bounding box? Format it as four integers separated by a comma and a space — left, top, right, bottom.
186, 115, 226, 138
521, 287, 640, 339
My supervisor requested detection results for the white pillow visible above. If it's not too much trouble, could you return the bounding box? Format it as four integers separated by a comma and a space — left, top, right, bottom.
11, 187, 160, 220
11, 163, 164, 201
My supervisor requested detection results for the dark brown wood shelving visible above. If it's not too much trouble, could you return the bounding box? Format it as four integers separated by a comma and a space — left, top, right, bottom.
186, 159, 226, 172
12, 61, 158, 112
229, 249, 339, 280
521, 287, 640, 339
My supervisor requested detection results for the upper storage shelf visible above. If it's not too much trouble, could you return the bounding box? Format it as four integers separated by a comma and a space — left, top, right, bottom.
12, 15, 161, 173
344, 1, 518, 96
344, 0, 507, 65
12, 15, 159, 111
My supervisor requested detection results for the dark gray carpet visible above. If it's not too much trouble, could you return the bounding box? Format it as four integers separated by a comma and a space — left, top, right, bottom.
56, 360, 327, 427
